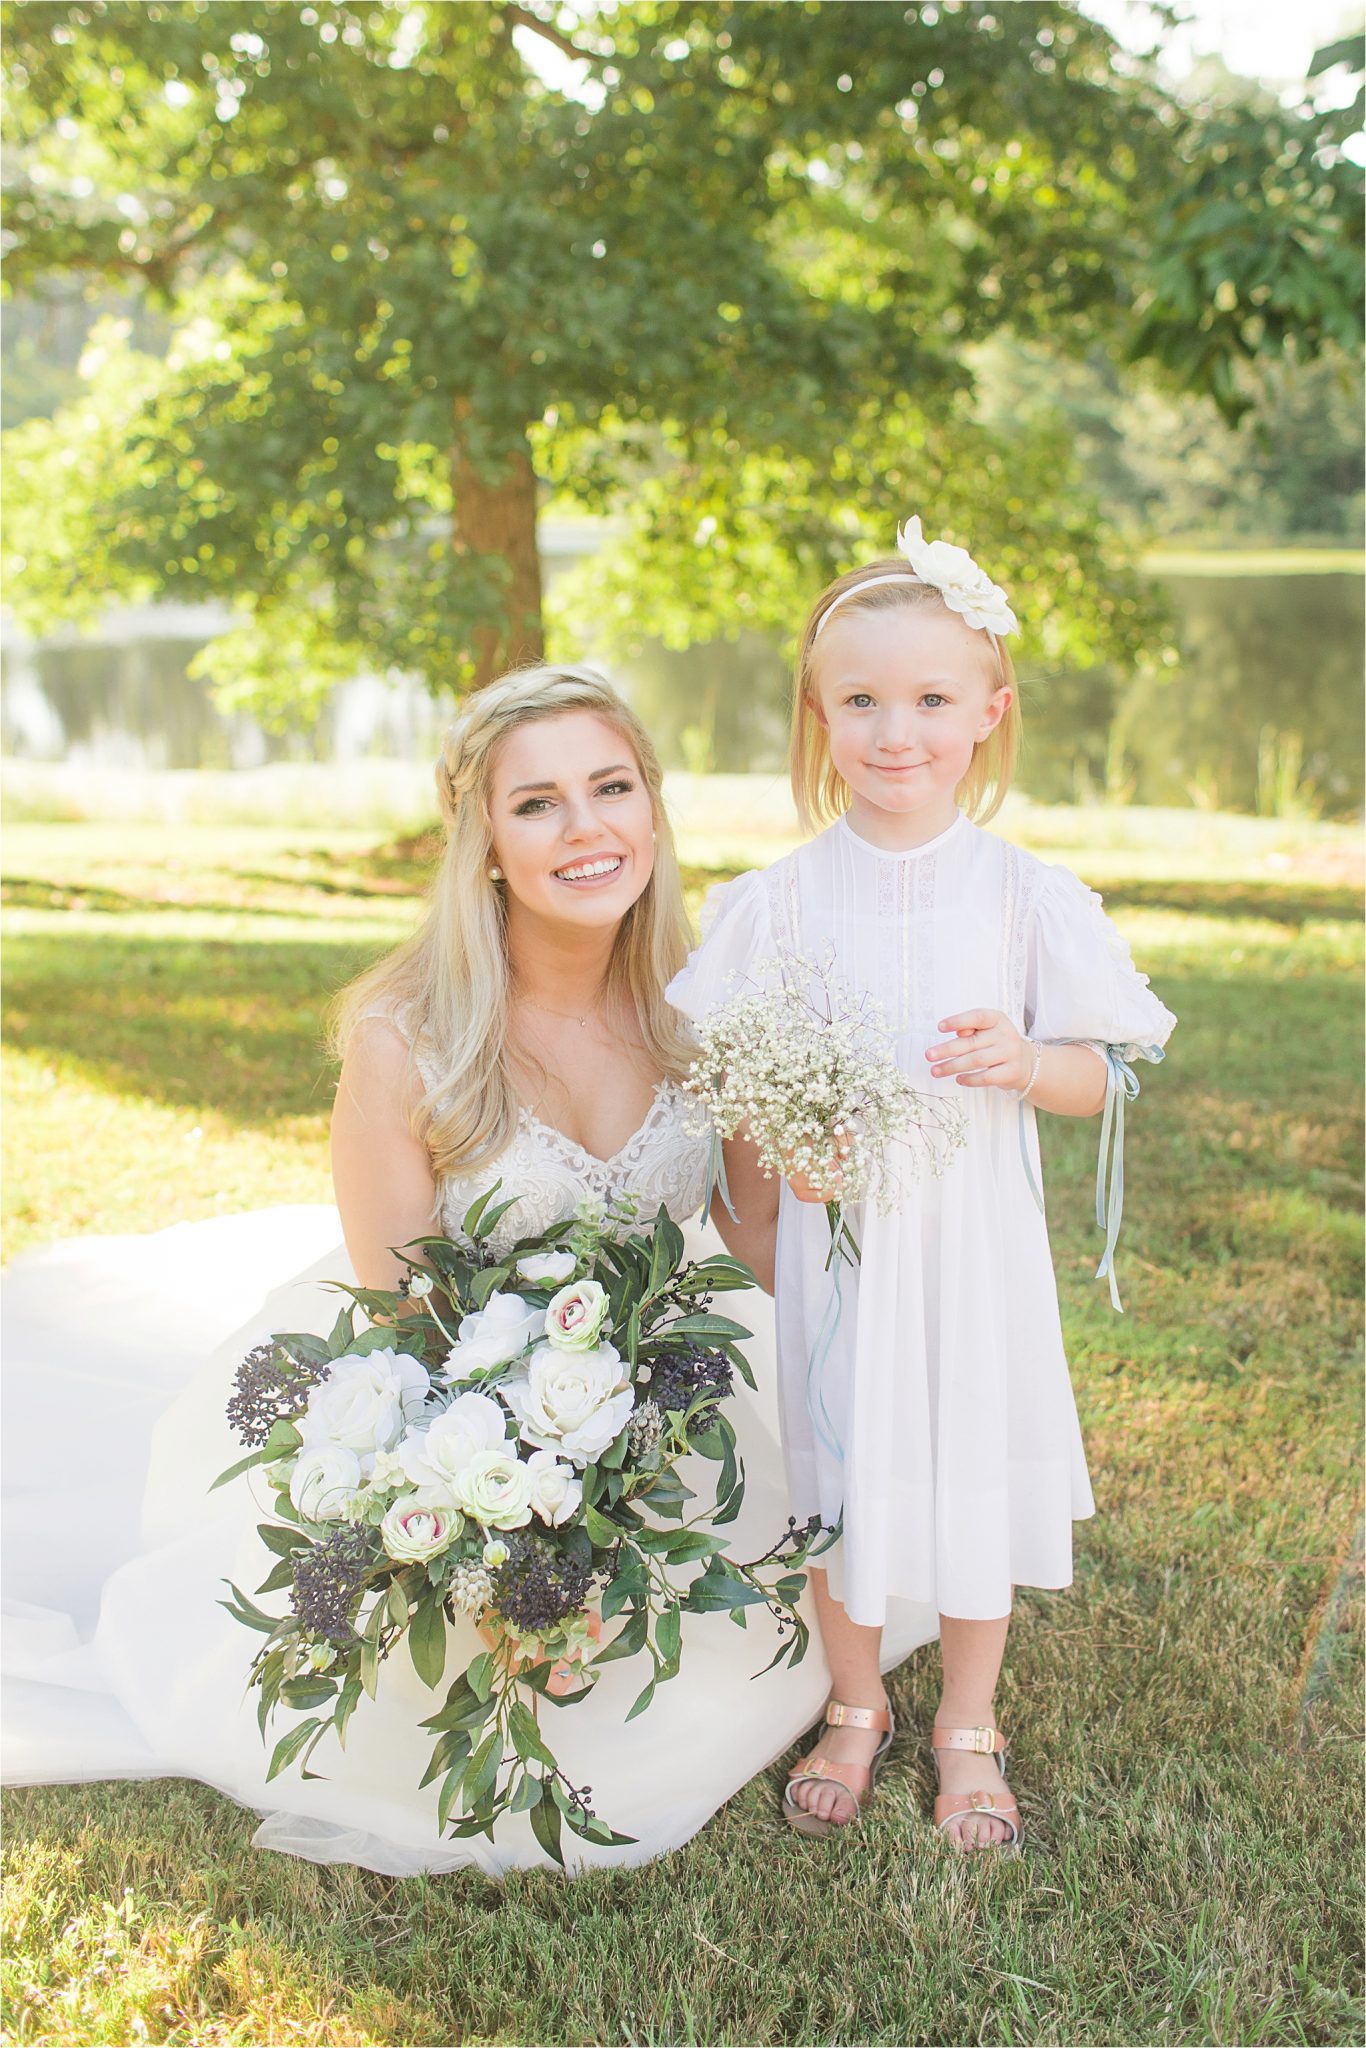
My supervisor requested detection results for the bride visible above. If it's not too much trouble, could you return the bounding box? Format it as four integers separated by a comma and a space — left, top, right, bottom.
2, 664, 936, 1876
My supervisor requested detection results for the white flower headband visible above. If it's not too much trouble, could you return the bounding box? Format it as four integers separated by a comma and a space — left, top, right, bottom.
811, 516, 1019, 641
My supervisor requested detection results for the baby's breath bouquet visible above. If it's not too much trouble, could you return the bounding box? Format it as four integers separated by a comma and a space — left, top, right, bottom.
214, 1188, 828, 1863
684, 949, 968, 1260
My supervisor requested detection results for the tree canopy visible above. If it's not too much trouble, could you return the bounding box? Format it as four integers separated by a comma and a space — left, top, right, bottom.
4, 1, 1361, 712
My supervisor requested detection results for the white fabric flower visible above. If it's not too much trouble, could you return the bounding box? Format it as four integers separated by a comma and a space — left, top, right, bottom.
514, 1250, 578, 1287
896, 515, 1018, 636
379, 1499, 460, 1564
289, 1445, 364, 1523
442, 1291, 546, 1380
544, 1279, 611, 1352
502, 1340, 634, 1467
451, 1447, 535, 1530
299, 1349, 430, 1475
524, 1449, 584, 1527
398, 1390, 508, 1506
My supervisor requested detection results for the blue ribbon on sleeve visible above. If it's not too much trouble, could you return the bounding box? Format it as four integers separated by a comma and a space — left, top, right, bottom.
1017, 1042, 1164, 1314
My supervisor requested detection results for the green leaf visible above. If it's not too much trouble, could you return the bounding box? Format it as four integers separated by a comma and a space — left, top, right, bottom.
333, 1676, 363, 1750
466, 1650, 496, 1702
508, 1700, 557, 1768
665, 1312, 751, 1342
254, 1557, 297, 1597
588, 1604, 649, 1666
387, 1579, 411, 1628
684, 1569, 767, 1613
266, 1717, 322, 1782
280, 1677, 338, 1709
218, 1580, 278, 1633
437, 1761, 469, 1832
656, 1602, 682, 1667
511, 1770, 543, 1814
326, 1306, 356, 1358
210, 1446, 273, 1493
583, 1503, 622, 1547
600, 1559, 645, 1620
408, 1594, 448, 1690
625, 1674, 656, 1722
657, 1530, 719, 1565
461, 1179, 504, 1240
464, 1727, 504, 1809
256, 1521, 309, 1559
529, 1789, 564, 1866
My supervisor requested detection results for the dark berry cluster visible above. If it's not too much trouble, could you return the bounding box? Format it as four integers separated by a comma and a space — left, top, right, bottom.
290, 1524, 375, 1645
644, 1341, 733, 1435
489, 1534, 596, 1635
227, 1340, 326, 1447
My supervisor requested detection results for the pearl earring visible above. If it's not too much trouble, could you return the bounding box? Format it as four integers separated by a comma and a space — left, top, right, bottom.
488, 865, 504, 882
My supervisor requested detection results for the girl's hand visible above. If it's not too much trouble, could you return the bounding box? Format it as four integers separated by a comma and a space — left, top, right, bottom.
926, 1009, 1031, 1092
783, 1131, 852, 1205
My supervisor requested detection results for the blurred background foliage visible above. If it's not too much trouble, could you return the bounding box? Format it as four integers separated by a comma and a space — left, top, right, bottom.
1, 0, 1362, 813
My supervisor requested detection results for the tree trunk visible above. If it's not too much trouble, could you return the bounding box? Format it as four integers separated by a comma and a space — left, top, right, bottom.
450, 400, 544, 691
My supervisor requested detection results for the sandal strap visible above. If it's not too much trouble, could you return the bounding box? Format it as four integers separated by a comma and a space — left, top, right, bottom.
931, 1723, 1006, 1756
826, 1699, 892, 1733
933, 1789, 1022, 1845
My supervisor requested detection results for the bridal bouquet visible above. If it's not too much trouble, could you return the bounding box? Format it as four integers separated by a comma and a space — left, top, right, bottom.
684, 948, 968, 1259
215, 1188, 827, 1861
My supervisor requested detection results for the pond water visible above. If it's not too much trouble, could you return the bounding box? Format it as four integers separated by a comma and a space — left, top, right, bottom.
2, 569, 1361, 818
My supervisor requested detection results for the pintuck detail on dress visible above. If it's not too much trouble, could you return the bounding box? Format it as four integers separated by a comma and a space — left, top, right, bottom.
666, 812, 1176, 1631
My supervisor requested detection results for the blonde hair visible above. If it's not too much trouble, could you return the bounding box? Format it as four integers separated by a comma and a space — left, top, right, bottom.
789, 560, 1021, 834
331, 664, 695, 1183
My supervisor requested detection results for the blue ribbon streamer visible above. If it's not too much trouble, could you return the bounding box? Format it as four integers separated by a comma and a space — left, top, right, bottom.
701, 1125, 739, 1227
805, 1202, 849, 1461
1017, 1042, 1164, 1314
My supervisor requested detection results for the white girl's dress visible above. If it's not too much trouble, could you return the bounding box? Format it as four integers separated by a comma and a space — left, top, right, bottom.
666, 811, 1176, 1629
2, 1072, 937, 1877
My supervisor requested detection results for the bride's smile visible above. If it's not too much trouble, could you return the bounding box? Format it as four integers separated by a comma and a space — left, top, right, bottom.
489, 709, 656, 929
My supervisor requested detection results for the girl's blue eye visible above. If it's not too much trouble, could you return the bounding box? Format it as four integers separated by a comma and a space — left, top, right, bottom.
922, 694, 947, 709
848, 693, 874, 709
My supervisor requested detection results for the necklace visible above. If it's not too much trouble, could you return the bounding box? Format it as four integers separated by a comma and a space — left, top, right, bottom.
517, 994, 606, 1030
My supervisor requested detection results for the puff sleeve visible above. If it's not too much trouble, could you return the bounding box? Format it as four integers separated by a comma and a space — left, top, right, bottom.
1025, 865, 1176, 1062
1023, 865, 1175, 1313
664, 868, 776, 1029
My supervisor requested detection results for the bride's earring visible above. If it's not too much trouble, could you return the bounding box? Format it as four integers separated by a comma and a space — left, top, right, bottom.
488, 865, 504, 882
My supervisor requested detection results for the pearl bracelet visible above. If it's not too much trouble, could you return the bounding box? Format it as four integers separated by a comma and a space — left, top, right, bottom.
1017, 1040, 1044, 1103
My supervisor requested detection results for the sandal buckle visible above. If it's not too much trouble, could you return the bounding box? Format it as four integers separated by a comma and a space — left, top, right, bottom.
973, 1725, 996, 1754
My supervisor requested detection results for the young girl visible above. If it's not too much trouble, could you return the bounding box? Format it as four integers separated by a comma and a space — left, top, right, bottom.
666, 520, 1176, 1850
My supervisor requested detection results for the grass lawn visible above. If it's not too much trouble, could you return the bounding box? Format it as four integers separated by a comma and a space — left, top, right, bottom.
2, 803, 1362, 2047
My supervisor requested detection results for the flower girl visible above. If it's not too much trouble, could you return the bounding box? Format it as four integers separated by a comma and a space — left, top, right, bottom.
667, 520, 1176, 1848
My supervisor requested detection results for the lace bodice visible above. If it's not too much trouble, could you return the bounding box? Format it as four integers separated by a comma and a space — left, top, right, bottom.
435, 1081, 710, 1256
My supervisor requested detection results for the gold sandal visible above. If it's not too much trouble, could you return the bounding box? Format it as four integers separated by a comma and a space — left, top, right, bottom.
782, 1699, 895, 1838
930, 1723, 1022, 1848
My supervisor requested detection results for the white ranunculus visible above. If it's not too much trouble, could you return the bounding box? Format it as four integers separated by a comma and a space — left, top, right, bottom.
525, 1449, 584, 1527
441, 1291, 546, 1381
514, 1249, 578, 1288
299, 1348, 430, 1474
398, 1390, 509, 1507
544, 1279, 611, 1352
451, 1447, 535, 1530
897, 515, 1018, 637
379, 1498, 460, 1565
502, 1340, 634, 1467
290, 1444, 364, 1523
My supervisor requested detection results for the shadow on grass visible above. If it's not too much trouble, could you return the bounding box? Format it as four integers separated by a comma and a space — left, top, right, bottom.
3, 929, 386, 1127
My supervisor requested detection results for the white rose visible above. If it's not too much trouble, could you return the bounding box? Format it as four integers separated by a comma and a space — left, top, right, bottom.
514, 1250, 578, 1287
379, 1499, 460, 1564
897, 515, 1019, 636
544, 1279, 611, 1351
299, 1348, 430, 1474
525, 1449, 584, 1528
398, 1390, 508, 1507
442, 1291, 546, 1380
502, 1340, 634, 1467
290, 1445, 364, 1523
451, 1447, 535, 1530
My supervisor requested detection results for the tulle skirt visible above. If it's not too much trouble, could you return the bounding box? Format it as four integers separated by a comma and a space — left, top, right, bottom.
2, 1206, 937, 1875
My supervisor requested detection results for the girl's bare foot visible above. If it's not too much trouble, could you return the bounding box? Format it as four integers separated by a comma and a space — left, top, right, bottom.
931, 1739, 1016, 1848
786, 1699, 890, 1827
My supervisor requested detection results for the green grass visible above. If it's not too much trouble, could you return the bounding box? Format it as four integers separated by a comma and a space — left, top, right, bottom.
3, 808, 1362, 2046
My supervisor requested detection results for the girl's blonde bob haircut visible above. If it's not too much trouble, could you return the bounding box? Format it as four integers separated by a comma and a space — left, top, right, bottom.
331, 663, 695, 1184
790, 560, 1021, 834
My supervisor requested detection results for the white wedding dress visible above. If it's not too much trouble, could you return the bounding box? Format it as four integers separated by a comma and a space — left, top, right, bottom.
2, 1079, 937, 1876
